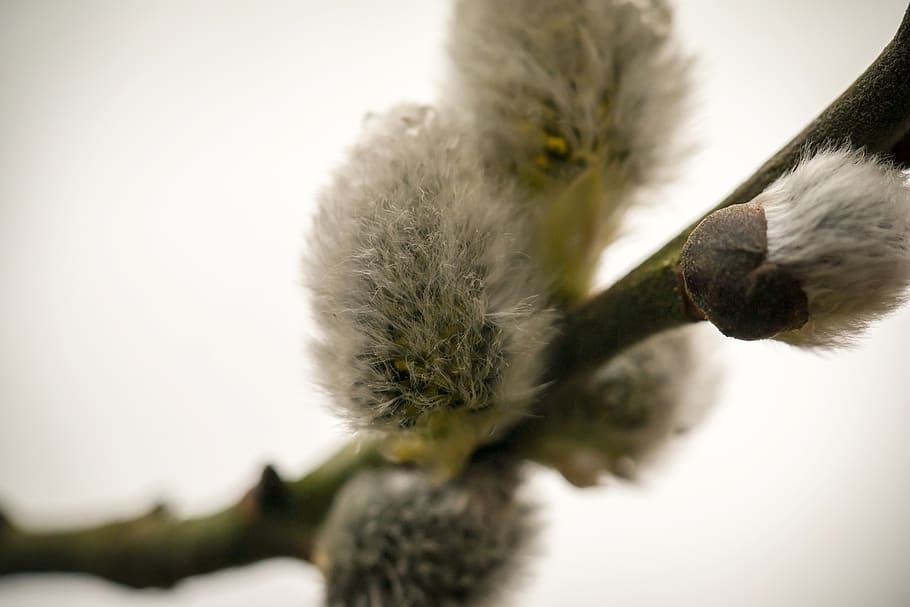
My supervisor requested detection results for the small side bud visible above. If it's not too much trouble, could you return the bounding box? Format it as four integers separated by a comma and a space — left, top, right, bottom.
315, 458, 536, 607
254, 464, 288, 513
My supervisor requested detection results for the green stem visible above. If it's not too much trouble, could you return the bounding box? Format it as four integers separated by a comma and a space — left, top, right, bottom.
0, 442, 383, 588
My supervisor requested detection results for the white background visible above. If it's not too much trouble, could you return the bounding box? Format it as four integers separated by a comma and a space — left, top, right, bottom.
2, 1, 910, 605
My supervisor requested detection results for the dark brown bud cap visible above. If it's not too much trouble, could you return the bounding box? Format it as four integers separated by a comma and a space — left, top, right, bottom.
680, 201, 809, 340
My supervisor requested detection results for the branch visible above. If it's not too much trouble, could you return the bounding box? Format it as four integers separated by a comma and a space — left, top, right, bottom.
545, 1, 910, 380
0, 442, 383, 588
2, 2, 910, 590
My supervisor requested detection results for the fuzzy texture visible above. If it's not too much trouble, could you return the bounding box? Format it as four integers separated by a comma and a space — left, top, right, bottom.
524, 325, 717, 486
315, 458, 536, 607
305, 104, 557, 471
447, 0, 692, 300
761, 148, 910, 347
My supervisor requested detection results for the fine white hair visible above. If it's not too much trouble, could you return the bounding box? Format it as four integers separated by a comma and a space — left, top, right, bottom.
316, 458, 537, 607
761, 147, 910, 347
447, 0, 692, 239
305, 104, 557, 435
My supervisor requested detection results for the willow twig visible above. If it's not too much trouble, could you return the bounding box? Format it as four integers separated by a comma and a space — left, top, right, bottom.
0, 443, 383, 588
2, 2, 910, 590
545, 1, 910, 380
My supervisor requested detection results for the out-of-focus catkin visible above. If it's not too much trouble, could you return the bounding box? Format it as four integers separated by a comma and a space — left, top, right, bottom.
448, 0, 692, 300
315, 457, 537, 607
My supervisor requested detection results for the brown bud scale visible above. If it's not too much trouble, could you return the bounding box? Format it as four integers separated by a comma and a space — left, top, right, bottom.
680, 201, 809, 340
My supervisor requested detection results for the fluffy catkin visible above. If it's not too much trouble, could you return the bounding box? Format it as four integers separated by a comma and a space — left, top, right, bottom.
447, 0, 692, 299
316, 458, 536, 607
524, 325, 717, 486
761, 148, 910, 347
305, 104, 556, 466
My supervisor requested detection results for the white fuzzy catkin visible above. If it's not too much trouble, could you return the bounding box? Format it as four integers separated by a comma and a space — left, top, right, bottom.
316, 459, 536, 607
448, 0, 691, 296
761, 148, 910, 347
527, 325, 717, 486
305, 104, 556, 439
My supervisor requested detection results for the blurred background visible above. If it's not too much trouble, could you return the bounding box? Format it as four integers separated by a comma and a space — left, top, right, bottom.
2, 0, 910, 605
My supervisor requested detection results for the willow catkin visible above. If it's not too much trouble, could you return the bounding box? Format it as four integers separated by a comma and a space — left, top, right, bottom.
762, 148, 910, 347
447, 0, 692, 300
316, 457, 537, 607
305, 105, 557, 473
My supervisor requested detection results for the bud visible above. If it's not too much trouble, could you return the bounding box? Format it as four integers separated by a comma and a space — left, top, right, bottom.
682, 147, 910, 346
448, 0, 692, 300
315, 458, 537, 607
305, 104, 557, 474
763, 148, 910, 347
